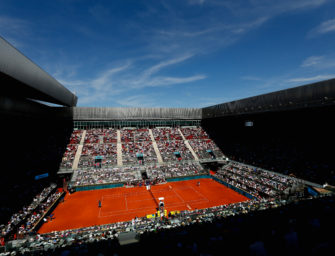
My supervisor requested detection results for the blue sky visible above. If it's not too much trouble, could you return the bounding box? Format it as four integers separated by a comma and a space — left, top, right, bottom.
1, 0, 335, 107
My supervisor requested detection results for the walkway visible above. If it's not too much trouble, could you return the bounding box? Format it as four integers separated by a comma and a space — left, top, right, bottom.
149, 129, 163, 164
178, 128, 199, 161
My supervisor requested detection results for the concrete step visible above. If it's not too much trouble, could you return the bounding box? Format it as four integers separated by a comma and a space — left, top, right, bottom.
72, 144, 83, 170
117, 129, 121, 143
178, 128, 199, 161
79, 130, 86, 145
117, 142, 123, 166
149, 129, 163, 164
72, 130, 86, 170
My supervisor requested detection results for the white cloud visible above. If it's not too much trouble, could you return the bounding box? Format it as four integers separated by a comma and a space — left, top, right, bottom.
286, 74, 335, 83
281, 0, 328, 10
91, 63, 132, 90
54, 54, 206, 106
301, 55, 324, 67
115, 94, 158, 107
123, 54, 206, 89
142, 54, 194, 78
309, 18, 335, 37
300, 55, 335, 70
143, 74, 206, 87
147, 0, 328, 57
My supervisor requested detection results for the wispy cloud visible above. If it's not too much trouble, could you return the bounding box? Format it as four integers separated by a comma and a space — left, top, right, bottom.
142, 0, 329, 58
301, 55, 325, 67
124, 54, 206, 89
308, 18, 335, 37
115, 94, 159, 107
300, 54, 335, 70
91, 63, 132, 90
142, 54, 193, 78
55, 54, 206, 106
286, 74, 335, 83
140, 74, 206, 88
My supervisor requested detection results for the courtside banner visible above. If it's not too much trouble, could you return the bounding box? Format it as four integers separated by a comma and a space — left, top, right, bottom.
35, 173, 49, 180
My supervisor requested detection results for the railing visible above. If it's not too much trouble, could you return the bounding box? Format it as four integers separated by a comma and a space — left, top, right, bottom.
74, 182, 124, 191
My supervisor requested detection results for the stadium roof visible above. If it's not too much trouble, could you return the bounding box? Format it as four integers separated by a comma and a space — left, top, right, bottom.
202, 78, 335, 119
0, 36, 77, 107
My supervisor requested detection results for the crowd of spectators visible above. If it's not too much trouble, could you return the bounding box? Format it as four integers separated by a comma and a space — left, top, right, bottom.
121, 129, 156, 165
146, 162, 205, 179
156, 140, 194, 161
73, 126, 226, 167
17, 190, 62, 238
59, 129, 84, 169
84, 129, 103, 144
188, 139, 224, 159
212, 135, 335, 187
179, 127, 225, 160
59, 145, 78, 169
121, 129, 135, 142
103, 128, 117, 143
73, 162, 205, 187
152, 128, 182, 141
214, 162, 300, 199
180, 127, 210, 140
78, 143, 117, 168
74, 168, 141, 186
80, 144, 117, 164
122, 142, 157, 165
230, 162, 296, 188
1, 184, 57, 241
133, 129, 151, 142
68, 130, 83, 145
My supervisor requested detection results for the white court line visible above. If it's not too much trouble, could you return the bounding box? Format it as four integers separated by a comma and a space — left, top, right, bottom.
187, 204, 192, 210
102, 187, 171, 198
173, 189, 185, 203
188, 185, 210, 202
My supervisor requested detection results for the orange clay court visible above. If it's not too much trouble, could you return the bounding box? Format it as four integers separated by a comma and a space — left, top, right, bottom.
38, 178, 249, 234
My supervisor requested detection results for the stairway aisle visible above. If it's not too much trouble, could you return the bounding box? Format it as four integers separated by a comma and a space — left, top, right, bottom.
149, 129, 164, 164
117, 130, 123, 166
72, 130, 86, 170
178, 128, 199, 161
